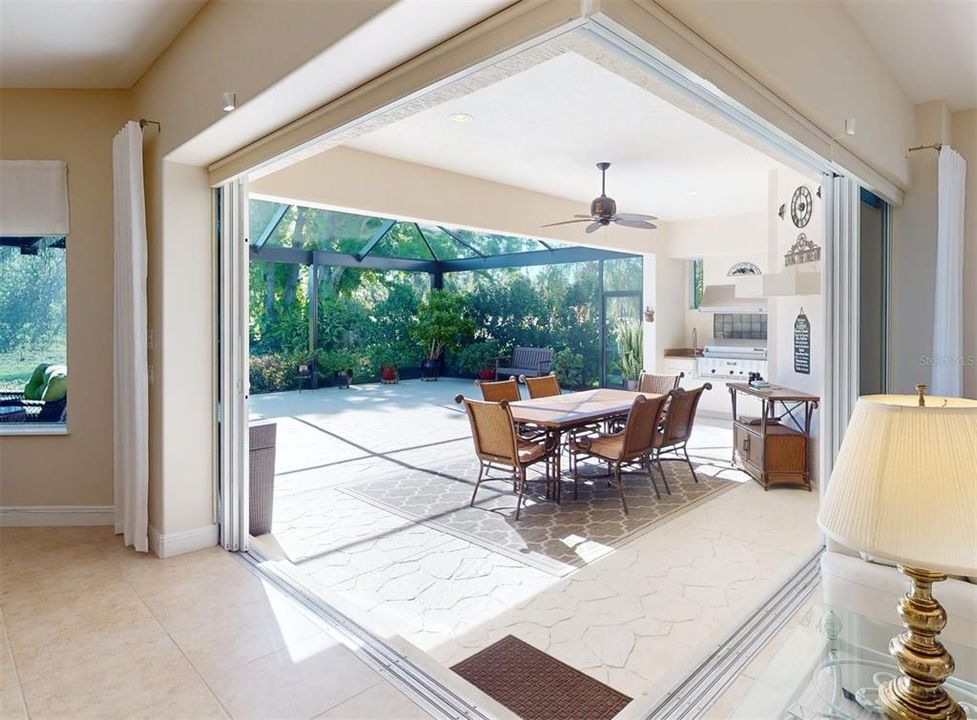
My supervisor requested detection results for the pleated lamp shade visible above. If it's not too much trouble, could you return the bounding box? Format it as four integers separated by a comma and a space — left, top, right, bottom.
818, 394, 977, 576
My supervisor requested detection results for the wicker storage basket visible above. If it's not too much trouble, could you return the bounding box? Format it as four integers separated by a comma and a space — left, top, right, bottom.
249, 423, 277, 536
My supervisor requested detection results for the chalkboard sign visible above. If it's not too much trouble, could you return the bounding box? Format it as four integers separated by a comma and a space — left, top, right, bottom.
794, 310, 811, 374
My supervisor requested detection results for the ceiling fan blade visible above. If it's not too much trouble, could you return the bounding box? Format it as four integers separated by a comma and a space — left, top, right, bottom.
614, 218, 658, 230
573, 214, 595, 219
585, 221, 603, 234
614, 212, 659, 222
540, 219, 591, 228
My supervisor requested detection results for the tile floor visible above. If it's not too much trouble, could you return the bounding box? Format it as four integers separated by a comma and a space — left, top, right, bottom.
250, 380, 823, 710
0, 527, 433, 720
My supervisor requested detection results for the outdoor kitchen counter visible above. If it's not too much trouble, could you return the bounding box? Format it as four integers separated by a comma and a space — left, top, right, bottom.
663, 347, 703, 357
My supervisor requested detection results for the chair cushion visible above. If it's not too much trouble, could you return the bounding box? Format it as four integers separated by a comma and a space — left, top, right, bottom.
40, 365, 68, 402
24, 363, 50, 401
517, 439, 546, 463
571, 434, 624, 460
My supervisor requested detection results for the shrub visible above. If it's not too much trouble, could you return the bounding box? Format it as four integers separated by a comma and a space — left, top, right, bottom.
410, 290, 475, 360
553, 349, 585, 388
250, 352, 309, 393
456, 341, 501, 375
315, 348, 371, 385
366, 340, 421, 372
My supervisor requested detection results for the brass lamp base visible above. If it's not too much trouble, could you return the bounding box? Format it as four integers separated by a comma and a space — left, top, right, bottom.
879, 565, 964, 720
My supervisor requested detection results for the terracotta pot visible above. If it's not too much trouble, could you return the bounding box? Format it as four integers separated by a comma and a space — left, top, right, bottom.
380, 366, 398, 382
478, 367, 495, 381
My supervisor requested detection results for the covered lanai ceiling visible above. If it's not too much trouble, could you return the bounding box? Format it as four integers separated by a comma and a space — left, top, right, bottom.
344, 51, 782, 223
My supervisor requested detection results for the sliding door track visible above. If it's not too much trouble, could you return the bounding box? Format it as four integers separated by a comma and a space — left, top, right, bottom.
644, 548, 824, 719
239, 548, 491, 720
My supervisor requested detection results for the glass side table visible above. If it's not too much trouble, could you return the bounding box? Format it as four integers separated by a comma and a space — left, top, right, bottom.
780, 604, 977, 719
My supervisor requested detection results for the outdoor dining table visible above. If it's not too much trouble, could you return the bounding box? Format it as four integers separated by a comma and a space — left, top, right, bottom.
509, 388, 660, 501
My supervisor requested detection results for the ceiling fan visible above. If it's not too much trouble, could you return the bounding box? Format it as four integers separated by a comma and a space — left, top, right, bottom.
542, 162, 658, 233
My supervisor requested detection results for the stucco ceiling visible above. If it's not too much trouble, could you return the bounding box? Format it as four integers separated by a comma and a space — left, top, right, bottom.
844, 0, 977, 112
0, 0, 206, 88
345, 52, 780, 222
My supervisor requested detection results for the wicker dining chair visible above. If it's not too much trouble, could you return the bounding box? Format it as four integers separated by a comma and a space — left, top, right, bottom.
521, 373, 560, 399
455, 395, 555, 519
476, 377, 521, 402
637, 371, 684, 395
653, 383, 712, 484
567, 393, 670, 514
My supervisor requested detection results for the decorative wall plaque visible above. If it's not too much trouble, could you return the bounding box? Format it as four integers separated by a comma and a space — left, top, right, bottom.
794, 310, 811, 375
727, 262, 762, 276
785, 233, 821, 266
791, 186, 813, 228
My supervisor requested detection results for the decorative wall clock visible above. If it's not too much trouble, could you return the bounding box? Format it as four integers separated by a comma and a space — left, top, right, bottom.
791, 186, 813, 228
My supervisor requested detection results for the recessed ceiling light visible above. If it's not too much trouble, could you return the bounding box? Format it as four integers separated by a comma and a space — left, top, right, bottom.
448, 112, 474, 123
688, 191, 698, 196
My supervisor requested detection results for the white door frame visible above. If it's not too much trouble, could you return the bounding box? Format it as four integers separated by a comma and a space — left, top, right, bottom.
217, 177, 250, 551
213, 10, 869, 541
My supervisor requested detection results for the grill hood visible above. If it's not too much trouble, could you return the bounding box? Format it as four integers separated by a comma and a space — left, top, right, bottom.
699, 284, 767, 314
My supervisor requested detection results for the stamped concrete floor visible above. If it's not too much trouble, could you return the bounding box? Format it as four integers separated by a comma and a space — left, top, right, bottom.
250, 380, 822, 710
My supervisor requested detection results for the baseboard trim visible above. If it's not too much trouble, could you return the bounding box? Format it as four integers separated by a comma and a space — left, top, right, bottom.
0, 505, 114, 527
149, 523, 219, 558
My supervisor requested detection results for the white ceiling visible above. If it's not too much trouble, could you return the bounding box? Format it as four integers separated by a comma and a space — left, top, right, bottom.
0, 0, 206, 88
844, 0, 977, 112
345, 52, 779, 222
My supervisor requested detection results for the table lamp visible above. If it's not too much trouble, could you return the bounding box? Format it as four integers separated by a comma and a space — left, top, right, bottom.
818, 387, 977, 720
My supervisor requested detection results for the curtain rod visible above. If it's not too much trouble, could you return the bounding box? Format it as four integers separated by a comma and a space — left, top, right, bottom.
139, 119, 161, 132
908, 143, 941, 152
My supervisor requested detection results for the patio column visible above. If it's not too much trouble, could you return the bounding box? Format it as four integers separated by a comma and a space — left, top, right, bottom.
430, 269, 443, 291
308, 262, 319, 389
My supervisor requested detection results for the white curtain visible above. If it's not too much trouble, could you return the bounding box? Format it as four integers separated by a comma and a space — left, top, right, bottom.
113, 122, 149, 552
932, 147, 967, 397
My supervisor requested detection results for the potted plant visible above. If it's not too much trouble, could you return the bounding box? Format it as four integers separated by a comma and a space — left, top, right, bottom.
457, 340, 501, 381
410, 290, 475, 381
369, 344, 401, 384
614, 318, 643, 390
317, 348, 359, 389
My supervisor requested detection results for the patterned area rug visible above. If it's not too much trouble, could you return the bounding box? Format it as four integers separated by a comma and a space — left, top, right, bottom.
340, 448, 736, 576
452, 635, 632, 720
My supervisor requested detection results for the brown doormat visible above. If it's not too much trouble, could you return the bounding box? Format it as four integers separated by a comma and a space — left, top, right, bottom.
452, 635, 632, 720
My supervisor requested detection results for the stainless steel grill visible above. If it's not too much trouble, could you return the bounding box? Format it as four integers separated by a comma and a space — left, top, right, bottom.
698, 339, 768, 380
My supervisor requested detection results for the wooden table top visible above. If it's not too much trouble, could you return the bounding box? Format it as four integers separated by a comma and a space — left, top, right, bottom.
727, 383, 820, 403
510, 388, 658, 429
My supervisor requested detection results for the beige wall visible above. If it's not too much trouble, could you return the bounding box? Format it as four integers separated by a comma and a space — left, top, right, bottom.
952, 110, 977, 399
131, 0, 399, 538
889, 102, 959, 395
4, 0, 950, 541
0, 89, 131, 507
653, 0, 913, 189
